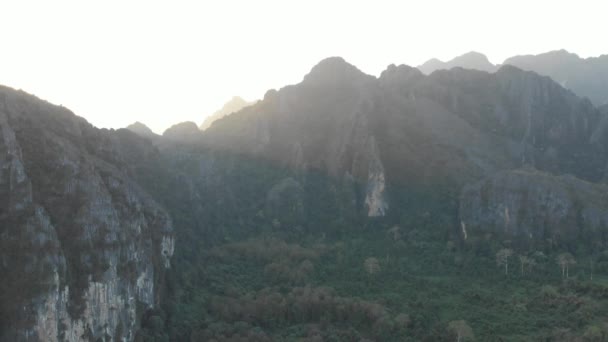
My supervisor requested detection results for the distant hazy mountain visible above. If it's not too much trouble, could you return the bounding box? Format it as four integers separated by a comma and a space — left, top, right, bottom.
418, 51, 497, 74
419, 50, 608, 106
200, 96, 254, 130
505, 50, 608, 105
126, 121, 159, 139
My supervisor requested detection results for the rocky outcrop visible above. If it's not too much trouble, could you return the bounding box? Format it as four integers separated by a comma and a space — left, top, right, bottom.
364, 137, 387, 217
0, 86, 173, 341
200, 96, 254, 131
459, 169, 608, 242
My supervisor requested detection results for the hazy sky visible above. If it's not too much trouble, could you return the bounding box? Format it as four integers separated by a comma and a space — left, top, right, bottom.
1, 0, 606, 133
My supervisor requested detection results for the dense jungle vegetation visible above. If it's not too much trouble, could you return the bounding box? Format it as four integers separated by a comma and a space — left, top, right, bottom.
134, 152, 608, 341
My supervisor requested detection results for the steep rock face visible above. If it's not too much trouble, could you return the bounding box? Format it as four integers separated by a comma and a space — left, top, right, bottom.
363, 137, 387, 217
204, 58, 607, 218
204, 57, 389, 216
418, 52, 498, 75
504, 50, 608, 106
459, 169, 608, 244
0, 86, 173, 341
416, 66, 605, 181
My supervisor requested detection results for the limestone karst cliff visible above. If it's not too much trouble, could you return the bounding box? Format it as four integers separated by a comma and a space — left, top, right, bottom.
202, 57, 606, 221
460, 169, 608, 243
0, 86, 173, 341
4, 54, 608, 341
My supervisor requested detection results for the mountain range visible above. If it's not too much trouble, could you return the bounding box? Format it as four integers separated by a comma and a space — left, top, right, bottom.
418, 49, 608, 105
3, 50, 608, 340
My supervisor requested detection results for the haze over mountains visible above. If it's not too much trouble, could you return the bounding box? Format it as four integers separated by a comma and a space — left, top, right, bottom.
4, 49, 608, 340
199, 96, 254, 131
418, 49, 608, 105
131, 49, 608, 136
418, 51, 497, 74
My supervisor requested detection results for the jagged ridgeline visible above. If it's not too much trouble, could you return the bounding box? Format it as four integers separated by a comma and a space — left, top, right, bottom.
3, 53, 608, 341
418, 50, 608, 106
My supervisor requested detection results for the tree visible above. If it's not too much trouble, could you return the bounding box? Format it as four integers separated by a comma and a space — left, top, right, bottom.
556, 253, 576, 278
496, 249, 513, 275
448, 320, 475, 342
519, 255, 532, 275
363, 257, 381, 276
527, 258, 537, 274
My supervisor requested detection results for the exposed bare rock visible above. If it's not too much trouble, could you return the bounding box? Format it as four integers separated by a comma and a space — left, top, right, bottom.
0, 86, 173, 341
460, 169, 608, 244
203, 57, 608, 218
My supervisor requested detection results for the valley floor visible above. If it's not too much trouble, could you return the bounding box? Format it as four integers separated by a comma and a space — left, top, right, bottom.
141, 228, 608, 341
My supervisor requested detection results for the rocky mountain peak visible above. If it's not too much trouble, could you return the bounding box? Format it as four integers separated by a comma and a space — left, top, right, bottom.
418, 51, 497, 74
379, 64, 425, 89
163, 121, 200, 141
455, 51, 492, 62
200, 96, 254, 131
126, 121, 158, 139
303, 57, 370, 85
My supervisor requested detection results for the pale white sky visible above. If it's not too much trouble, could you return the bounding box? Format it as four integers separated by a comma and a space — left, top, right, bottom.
1, 0, 606, 133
